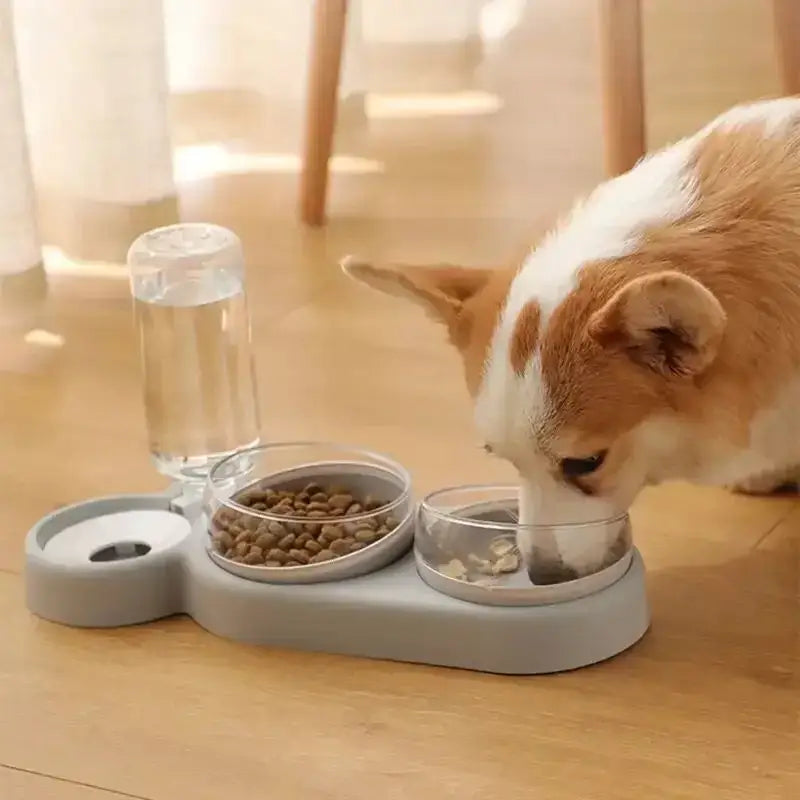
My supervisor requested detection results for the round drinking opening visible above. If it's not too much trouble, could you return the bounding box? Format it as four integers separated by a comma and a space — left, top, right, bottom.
89, 542, 152, 562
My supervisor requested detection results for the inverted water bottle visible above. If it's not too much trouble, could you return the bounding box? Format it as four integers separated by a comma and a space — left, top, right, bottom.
127, 223, 261, 483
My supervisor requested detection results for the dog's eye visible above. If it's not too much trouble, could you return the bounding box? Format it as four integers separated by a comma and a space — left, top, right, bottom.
560, 450, 607, 478
483, 444, 494, 454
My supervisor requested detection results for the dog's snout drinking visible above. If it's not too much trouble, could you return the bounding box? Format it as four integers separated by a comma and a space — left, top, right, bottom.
527, 560, 580, 586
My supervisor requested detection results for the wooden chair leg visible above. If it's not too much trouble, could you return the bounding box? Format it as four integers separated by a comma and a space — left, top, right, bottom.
598, 0, 645, 177
773, 0, 800, 95
299, 0, 349, 226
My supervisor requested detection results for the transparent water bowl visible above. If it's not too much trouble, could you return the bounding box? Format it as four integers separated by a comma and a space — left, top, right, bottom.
205, 442, 414, 584
415, 485, 633, 606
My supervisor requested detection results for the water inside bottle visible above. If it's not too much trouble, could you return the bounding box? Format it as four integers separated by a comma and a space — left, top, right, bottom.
132, 266, 260, 482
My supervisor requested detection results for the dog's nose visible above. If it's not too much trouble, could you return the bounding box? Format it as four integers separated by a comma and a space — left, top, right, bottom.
527, 560, 579, 585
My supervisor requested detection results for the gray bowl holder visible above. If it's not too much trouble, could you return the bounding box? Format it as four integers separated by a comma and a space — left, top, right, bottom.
24, 487, 650, 675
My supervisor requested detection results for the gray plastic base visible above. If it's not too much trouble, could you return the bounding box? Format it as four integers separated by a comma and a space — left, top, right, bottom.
24, 492, 651, 675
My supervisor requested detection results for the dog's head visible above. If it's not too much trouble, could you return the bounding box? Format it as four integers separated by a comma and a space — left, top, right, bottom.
342, 251, 727, 534
340, 103, 800, 576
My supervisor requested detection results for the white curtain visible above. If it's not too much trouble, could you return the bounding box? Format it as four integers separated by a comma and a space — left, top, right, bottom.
0, 0, 509, 285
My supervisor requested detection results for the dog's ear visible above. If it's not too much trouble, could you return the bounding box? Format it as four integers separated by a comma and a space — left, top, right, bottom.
588, 270, 726, 377
340, 255, 493, 327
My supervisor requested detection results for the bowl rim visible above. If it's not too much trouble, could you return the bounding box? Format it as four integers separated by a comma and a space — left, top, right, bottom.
419, 483, 630, 531
207, 440, 413, 524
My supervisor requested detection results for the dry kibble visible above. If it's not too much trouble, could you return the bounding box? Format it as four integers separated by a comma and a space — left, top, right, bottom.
320, 524, 343, 540
437, 539, 522, 584
216, 531, 233, 551
328, 494, 353, 510
489, 537, 516, 558
439, 558, 468, 580
212, 477, 403, 568
492, 553, 520, 575
289, 548, 310, 564
267, 548, 288, 564
255, 532, 277, 551
329, 539, 350, 556
278, 533, 296, 550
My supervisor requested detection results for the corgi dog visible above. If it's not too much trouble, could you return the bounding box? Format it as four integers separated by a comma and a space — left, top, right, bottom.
342, 97, 800, 579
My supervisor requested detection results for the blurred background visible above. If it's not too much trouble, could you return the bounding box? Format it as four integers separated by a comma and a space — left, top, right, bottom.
0, 0, 793, 506
1, 0, 787, 264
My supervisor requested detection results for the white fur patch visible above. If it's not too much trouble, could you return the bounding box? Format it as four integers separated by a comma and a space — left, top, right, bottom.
705, 97, 800, 138
475, 129, 700, 453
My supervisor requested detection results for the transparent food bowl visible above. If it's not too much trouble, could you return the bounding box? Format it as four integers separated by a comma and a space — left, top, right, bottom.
205, 442, 414, 583
415, 485, 633, 606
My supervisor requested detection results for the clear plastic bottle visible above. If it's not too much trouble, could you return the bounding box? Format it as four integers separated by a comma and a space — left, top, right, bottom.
127, 223, 261, 483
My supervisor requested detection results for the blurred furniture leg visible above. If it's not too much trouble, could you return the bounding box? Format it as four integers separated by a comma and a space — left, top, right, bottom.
773, 0, 800, 95
300, 0, 349, 226
598, 0, 645, 176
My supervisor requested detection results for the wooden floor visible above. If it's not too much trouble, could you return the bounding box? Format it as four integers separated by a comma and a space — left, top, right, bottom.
0, 1, 797, 798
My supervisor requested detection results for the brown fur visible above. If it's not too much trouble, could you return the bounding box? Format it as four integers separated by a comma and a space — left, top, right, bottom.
445, 268, 516, 394
509, 301, 541, 376
342, 257, 515, 395
538, 122, 800, 464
